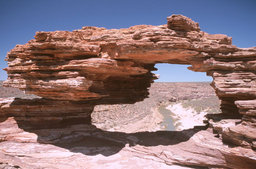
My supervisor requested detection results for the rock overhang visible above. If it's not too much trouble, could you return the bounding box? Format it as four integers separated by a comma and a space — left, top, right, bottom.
3, 15, 239, 101
1, 14, 256, 168
2, 14, 256, 150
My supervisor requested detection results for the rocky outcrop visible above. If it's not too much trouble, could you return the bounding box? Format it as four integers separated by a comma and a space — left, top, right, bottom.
0, 98, 93, 129
1, 14, 256, 168
3, 15, 237, 102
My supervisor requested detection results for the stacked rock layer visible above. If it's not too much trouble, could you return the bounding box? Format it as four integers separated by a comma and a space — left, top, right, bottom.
2, 15, 256, 168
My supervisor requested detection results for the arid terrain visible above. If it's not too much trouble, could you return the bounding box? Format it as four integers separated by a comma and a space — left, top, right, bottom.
0, 81, 39, 99
0, 81, 220, 133
1, 14, 256, 168
0, 81, 221, 168
92, 82, 220, 133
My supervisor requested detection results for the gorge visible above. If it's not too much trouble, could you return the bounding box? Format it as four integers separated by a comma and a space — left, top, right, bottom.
0, 15, 256, 168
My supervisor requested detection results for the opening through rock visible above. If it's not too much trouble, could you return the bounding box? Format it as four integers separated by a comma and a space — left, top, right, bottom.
91, 63, 221, 132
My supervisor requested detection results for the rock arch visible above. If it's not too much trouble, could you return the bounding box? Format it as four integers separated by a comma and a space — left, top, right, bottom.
2, 15, 256, 167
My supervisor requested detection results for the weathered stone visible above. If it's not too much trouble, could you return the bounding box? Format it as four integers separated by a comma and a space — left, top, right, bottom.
236, 100, 256, 117
1, 14, 256, 168
4, 14, 241, 102
0, 114, 256, 169
167, 14, 200, 32
0, 97, 93, 129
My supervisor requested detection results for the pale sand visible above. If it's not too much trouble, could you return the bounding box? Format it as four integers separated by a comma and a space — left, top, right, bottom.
166, 103, 207, 131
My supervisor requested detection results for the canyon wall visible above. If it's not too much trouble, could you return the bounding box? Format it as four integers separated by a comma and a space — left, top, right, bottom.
1, 15, 256, 168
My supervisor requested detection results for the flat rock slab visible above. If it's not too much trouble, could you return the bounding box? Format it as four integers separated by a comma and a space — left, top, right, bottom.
0, 117, 255, 169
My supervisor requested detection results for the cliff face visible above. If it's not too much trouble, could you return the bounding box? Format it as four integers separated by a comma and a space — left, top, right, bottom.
1, 15, 256, 168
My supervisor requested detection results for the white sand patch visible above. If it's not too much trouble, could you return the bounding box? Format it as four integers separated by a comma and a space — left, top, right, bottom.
166, 103, 207, 131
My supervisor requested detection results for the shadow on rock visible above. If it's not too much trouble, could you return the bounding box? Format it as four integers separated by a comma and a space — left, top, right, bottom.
28, 123, 202, 156
0, 97, 201, 157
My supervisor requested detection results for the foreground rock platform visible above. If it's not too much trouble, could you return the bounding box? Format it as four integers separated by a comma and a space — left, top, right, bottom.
0, 115, 255, 169
1, 14, 256, 168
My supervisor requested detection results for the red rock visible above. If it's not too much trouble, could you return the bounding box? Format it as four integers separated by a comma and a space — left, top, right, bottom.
1, 14, 256, 168
167, 14, 200, 32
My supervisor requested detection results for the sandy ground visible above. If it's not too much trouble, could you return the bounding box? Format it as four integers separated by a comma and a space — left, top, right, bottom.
94, 101, 210, 133
166, 103, 207, 131
97, 101, 209, 133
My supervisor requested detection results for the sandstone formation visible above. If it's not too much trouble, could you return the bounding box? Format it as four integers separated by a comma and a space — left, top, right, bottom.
0, 116, 255, 169
0, 97, 93, 129
1, 14, 256, 168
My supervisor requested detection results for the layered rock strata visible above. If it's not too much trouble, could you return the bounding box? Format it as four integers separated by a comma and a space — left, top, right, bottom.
1, 14, 256, 168
0, 116, 255, 169
0, 98, 93, 129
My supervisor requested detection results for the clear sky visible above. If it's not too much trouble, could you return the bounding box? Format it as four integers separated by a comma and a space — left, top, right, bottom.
0, 0, 255, 82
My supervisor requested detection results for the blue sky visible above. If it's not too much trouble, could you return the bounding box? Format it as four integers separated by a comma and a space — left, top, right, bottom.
0, 0, 255, 82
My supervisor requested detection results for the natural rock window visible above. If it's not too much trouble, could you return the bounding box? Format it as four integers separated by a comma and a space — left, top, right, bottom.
1, 15, 256, 168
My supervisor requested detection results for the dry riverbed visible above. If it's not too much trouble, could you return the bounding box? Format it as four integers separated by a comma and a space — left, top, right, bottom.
163, 96, 221, 131
92, 83, 221, 133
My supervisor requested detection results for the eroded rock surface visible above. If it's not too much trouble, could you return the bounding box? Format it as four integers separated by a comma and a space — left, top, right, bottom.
1, 14, 256, 168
